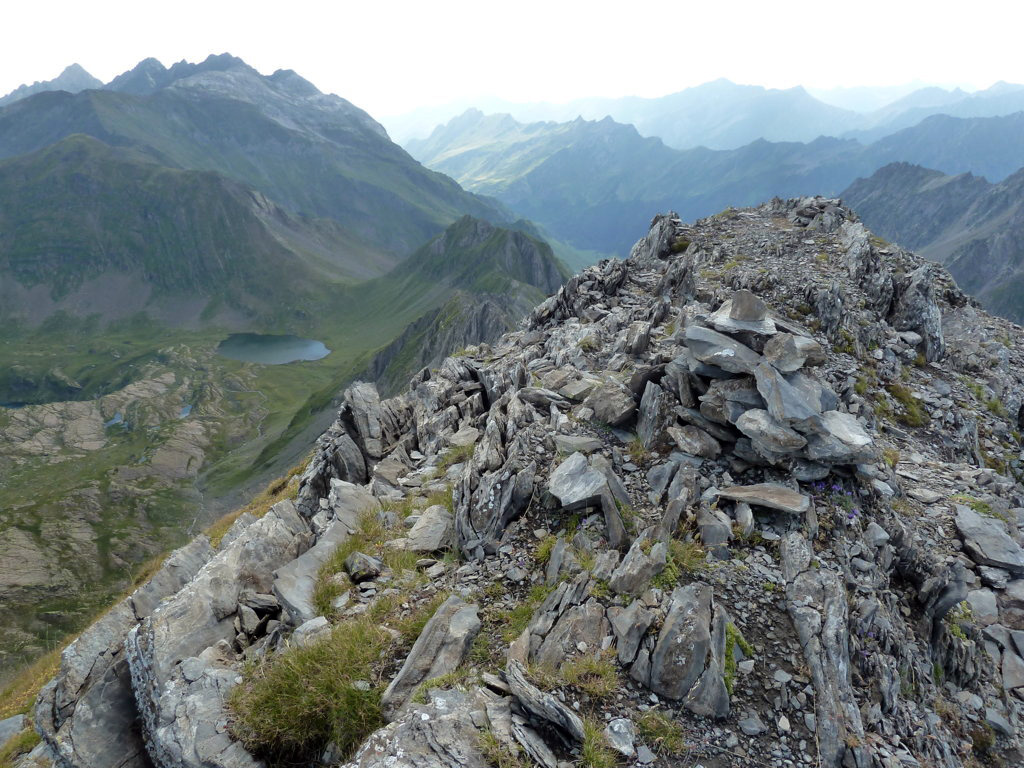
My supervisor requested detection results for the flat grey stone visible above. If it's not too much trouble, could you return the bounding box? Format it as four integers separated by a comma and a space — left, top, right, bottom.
604, 718, 636, 757
554, 434, 603, 454
685, 326, 763, 374
717, 483, 810, 514
955, 506, 1024, 574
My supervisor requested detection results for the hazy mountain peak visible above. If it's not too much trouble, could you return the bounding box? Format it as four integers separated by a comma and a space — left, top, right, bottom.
0, 62, 103, 106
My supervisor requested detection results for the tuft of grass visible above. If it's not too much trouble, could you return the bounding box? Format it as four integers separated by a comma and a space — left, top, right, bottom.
636, 710, 687, 756
882, 447, 900, 467
206, 458, 307, 547
438, 442, 474, 471
477, 730, 530, 768
670, 237, 691, 254
580, 718, 619, 768
626, 436, 647, 465
228, 617, 390, 763
0, 647, 62, 719
0, 727, 40, 768
409, 667, 475, 705
502, 584, 554, 642
560, 651, 619, 699
886, 384, 928, 427
535, 535, 556, 565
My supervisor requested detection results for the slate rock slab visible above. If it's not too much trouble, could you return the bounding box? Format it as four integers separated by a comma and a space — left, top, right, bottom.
955, 506, 1024, 574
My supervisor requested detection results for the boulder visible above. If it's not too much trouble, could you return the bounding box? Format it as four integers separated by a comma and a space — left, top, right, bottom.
644, 584, 730, 718
404, 505, 454, 552
684, 326, 763, 375
636, 382, 674, 450
610, 600, 656, 666
890, 263, 945, 362
553, 434, 603, 454
753, 363, 822, 430
954, 506, 1024, 574
803, 411, 875, 464
448, 426, 480, 448
583, 383, 637, 426
763, 333, 826, 372
708, 291, 776, 335
667, 425, 721, 459
344, 552, 384, 582
0, 716, 25, 751
735, 409, 807, 454
505, 661, 585, 743
346, 382, 386, 458
548, 452, 608, 510
341, 689, 489, 768
609, 538, 667, 597
381, 595, 481, 716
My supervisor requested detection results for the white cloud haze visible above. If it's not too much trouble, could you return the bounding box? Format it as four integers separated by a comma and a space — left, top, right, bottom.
2, 0, 1021, 118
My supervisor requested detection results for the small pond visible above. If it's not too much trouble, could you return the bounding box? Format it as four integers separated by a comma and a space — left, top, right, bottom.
216, 334, 330, 365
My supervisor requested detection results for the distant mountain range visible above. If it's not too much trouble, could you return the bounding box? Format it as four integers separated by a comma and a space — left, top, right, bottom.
408, 108, 1024, 256
0, 54, 519, 328
385, 78, 1024, 150
843, 162, 1024, 323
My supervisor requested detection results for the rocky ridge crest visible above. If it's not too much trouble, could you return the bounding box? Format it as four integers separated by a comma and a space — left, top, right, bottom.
10, 197, 1024, 768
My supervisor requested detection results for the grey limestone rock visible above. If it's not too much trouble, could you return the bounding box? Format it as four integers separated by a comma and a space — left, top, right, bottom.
667, 425, 721, 459
583, 382, 636, 426
763, 332, 826, 372
890, 263, 945, 362
403, 505, 454, 552
344, 551, 384, 582
717, 483, 810, 514
548, 452, 607, 510
381, 595, 481, 716
505, 660, 585, 744
684, 325, 763, 375
955, 505, 1024, 574
642, 583, 730, 718
735, 408, 807, 454
341, 689, 490, 768
609, 537, 667, 597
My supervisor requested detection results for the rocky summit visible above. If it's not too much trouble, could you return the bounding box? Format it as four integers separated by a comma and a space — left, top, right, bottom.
10, 197, 1024, 768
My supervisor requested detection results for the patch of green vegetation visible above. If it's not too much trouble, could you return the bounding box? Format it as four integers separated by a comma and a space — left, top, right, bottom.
626, 436, 648, 465
560, 651, 619, 699
501, 584, 554, 643
0, 727, 40, 768
229, 617, 390, 764
950, 494, 1004, 521
723, 622, 753, 694
477, 730, 530, 768
886, 383, 928, 427
636, 710, 687, 756
438, 442, 474, 471
945, 601, 974, 641
535, 535, 556, 565
580, 718, 619, 768
670, 237, 691, 254
882, 448, 900, 468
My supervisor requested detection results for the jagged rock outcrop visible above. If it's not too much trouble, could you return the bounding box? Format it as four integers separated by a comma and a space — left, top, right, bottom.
26, 197, 1024, 768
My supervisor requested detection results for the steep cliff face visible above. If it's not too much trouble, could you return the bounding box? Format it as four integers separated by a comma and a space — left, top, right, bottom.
11, 198, 1024, 768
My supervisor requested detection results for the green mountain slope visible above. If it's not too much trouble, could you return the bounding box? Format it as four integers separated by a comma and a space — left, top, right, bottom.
843, 162, 1024, 322
0, 54, 503, 259
0, 134, 391, 325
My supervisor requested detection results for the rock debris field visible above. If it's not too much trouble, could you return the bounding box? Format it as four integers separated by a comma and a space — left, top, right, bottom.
11, 197, 1024, 768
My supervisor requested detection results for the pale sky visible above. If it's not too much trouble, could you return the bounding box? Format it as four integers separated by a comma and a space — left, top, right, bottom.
2, 0, 1021, 118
